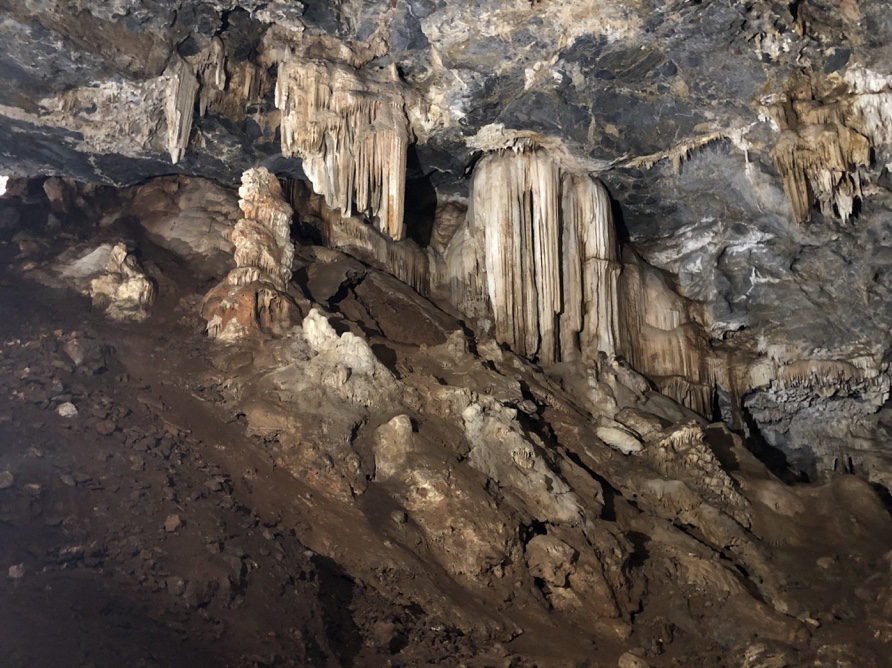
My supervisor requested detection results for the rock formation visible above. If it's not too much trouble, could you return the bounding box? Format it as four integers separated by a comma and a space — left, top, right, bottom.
3, 1, 892, 664
88, 242, 157, 322
276, 57, 410, 240
434, 135, 621, 365
202, 167, 298, 340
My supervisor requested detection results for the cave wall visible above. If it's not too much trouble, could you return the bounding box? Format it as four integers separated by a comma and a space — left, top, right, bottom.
3, 0, 892, 484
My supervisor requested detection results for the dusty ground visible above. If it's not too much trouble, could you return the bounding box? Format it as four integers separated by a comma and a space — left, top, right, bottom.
0, 235, 493, 667
1, 208, 891, 668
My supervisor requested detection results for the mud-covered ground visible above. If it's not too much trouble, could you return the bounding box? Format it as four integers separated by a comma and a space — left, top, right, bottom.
0, 235, 497, 667
1, 205, 892, 668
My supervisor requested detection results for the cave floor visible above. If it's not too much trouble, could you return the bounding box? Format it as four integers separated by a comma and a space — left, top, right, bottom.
1, 229, 891, 667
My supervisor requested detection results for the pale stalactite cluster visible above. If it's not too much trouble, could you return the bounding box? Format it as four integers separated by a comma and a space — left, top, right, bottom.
202, 167, 298, 340
430, 139, 714, 414
845, 67, 892, 169
275, 58, 410, 240
449, 142, 621, 365
767, 68, 892, 224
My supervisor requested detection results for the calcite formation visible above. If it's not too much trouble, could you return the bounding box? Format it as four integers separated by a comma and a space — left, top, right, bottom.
164, 56, 200, 165
440, 139, 620, 365
287, 180, 429, 295
434, 137, 712, 414
770, 104, 869, 225
275, 58, 410, 240
202, 167, 297, 340
89, 242, 157, 322
645, 422, 752, 528
768, 68, 892, 225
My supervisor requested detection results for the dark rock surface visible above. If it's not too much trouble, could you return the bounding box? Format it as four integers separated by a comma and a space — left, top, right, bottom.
2, 5, 892, 660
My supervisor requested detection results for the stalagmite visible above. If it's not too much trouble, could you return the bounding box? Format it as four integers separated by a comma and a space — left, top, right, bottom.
233, 167, 295, 290
89, 242, 157, 322
202, 167, 298, 340
275, 59, 410, 240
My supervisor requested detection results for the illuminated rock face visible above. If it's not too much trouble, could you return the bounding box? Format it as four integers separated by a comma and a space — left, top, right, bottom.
275, 58, 410, 241
438, 142, 619, 366
202, 167, 298, 341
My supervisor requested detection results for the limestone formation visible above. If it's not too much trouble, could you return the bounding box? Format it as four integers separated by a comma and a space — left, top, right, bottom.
275, 58, 410, 240
439, 138, 620, 365
89, 242, 156, 322
5, 1, 892, 663
435, 137, 711, 415
202, 167, 298, 340
644, 422, 752, 528
288, 180, 429, 295
164, 56, 199, 165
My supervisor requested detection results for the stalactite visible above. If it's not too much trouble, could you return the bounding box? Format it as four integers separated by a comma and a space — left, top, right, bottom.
164, 56, 199, 164
195, 37, 227, 117
845, 67, 892, 165
275, 58, 410, 240
455, 142, 623, 365
285, 179, 429, 295
560, 173, 621, 361
616, 257, 714, 413
435, 139, 713, 410
768, 82, 874, 225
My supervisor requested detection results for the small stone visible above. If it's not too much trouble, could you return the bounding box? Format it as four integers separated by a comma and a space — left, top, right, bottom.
390, 510, 408, 525
72, 472, 92, 485
8, 563, 25, 579
204, 479, 223, 492
167, 576, 186, 596
164, 514, 182, 533
183, 579, 216, 608
618, 652, 650, 668
63, 339, 85, 366
59, 473, 76, 487
57, 402, 78, 418
95, 419, 117, 435
817, 556, 836, 569
0, 471, 13, 490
